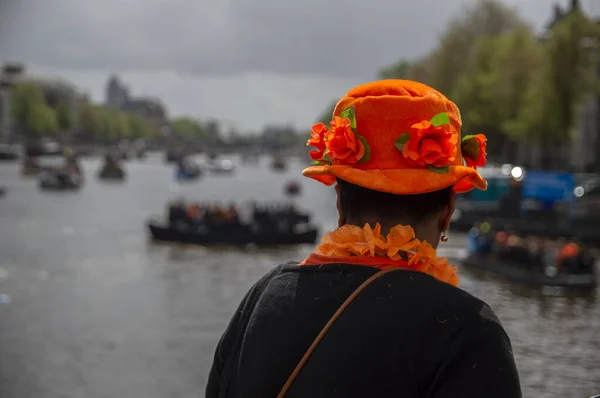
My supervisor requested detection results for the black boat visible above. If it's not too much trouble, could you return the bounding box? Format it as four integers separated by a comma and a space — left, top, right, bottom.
147, 221, 318, 246
39, 169, 83, 191
98, 167, 126, 181
462, 224, 597, 289
462, 253, 597, 289
98, 154, 126, 181
0, 144, 18, 161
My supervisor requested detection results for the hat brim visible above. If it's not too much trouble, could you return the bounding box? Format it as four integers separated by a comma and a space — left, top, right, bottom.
302, 165, 487, 194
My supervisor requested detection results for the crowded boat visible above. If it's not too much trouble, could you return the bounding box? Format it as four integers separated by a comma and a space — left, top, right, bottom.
38, 151, 83, 191
147, 200, 317, 245
463, 222, 597, 289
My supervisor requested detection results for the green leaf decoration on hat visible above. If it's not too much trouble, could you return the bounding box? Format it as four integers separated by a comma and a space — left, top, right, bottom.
357, 135, 371, 164
427, 165, 450, 174
323, 152, 333, 163
461, 135, 480, 161
394, 132, 410, 151
340, 106, 357, 129
429, 112, 451, 127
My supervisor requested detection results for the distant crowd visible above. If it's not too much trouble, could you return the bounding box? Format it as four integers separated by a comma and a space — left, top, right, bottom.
468, 222, 595, 274
167, 200, 307, 233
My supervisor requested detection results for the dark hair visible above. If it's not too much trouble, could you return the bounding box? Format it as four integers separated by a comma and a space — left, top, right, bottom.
337, 179, 453, 225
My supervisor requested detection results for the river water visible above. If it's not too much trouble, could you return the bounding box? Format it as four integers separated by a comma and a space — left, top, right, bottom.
0, 153, 598, 398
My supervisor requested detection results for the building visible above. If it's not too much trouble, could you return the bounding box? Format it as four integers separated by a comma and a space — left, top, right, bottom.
105, 75, 130, 108
0, 63, 25, 142
104, 75, 168, 129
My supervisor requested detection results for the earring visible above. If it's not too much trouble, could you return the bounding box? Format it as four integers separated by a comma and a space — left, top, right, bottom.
440, 232, 449, 243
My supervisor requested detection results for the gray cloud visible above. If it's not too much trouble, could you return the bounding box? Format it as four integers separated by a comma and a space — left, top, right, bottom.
1, 0, 585, 131
0, 0, 561, 78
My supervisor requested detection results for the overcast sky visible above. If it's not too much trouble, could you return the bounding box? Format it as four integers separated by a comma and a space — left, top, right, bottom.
1, 0, 597, 132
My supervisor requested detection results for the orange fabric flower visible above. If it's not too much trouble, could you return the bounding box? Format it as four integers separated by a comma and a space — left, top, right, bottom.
307, 122, 328, 160
463, 134, 487, 168
317, 224, 369, 256
325, 116, 365, 163
363, 223, 387, 256
408, 241, 438, 273
401, 120, 458, 168
386, 224, 417, 260
312, 223, 458, 287
431, 257, 460, 286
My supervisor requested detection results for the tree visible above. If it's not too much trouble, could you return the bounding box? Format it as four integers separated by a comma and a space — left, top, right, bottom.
503, 8, 599, 166
171, 117, 204, 140
379, 60, 411, 80
10, 82, 47, 138
76, 100, 102, 143
56, 102, 72, 132
429, 0, 525, 95
452, 26, 543, 158
128, 113, 150, 140
380, 0, 525, 94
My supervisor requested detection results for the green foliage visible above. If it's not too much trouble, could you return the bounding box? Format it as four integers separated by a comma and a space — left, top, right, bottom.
55, 102, 72, 131
516, 9, 600, 143
379, 60, 411, 80
170, 117, 218, 141
9, 82, 57, 137
375, 0, 600, 155
452, 25, 542, 143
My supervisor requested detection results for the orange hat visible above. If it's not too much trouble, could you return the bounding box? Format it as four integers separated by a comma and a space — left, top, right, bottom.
303, 80, 488, 194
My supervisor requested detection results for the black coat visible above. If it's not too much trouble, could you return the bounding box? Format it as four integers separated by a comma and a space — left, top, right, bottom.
207, 263, 522, 398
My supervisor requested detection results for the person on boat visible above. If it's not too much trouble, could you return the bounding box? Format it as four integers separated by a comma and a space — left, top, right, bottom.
467, 222, 480, 253
557, 241, 580, 273
207, 80, 521, 397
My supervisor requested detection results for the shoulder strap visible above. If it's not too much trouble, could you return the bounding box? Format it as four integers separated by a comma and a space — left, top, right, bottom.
277, 268, 398, 398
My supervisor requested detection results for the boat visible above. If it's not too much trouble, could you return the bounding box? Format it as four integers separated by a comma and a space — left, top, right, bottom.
21, 156, 52, 177
98, 154, 126, 181
148, 221, 318, 246
205, 159, 234, 174
38, 169, 83, 191
272, 157, 286, 171
285, 181, 301, 196
175, 160, 203, 181
98, 166, 126, 180
461, 224, 597, 289
451, 167, 600, 244
148, 201, 317, 246
462, 253, 597, 289
0, 144, 19, 161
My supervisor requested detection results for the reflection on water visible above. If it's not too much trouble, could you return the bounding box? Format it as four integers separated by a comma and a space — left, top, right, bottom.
0, 153, 598, 398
